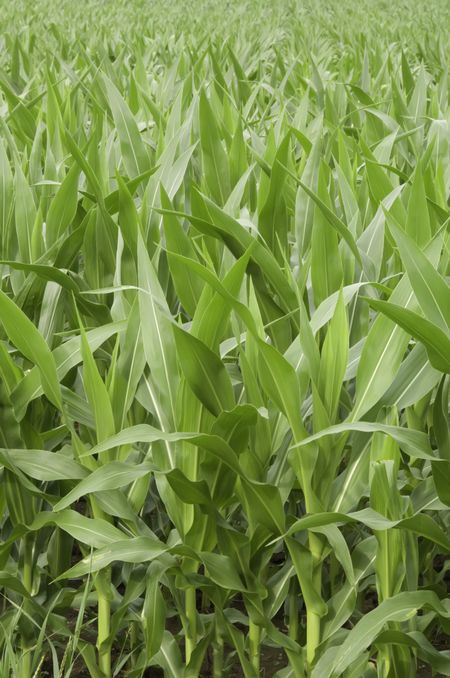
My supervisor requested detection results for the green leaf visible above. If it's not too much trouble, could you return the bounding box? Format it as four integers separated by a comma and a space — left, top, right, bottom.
101, 74, 149, 178
405, 161, 431, 246
14, 163, 35, 263
46, 164, 80, 246
0, 290, 62, 410
12, 320, 125, 419
199, 89, 230, 205
284, 510, 450, 551
30, 510, 126, 548
173, 325, 235, 417
353, 234, 442, 419
142, 563, 166, 660
291, 421, 435, 460
433, 377, 450, 460
366, 298, 450, 373
0, 448, 87, 481
238, 478, 285, 535
258, 134, 290, 257
286, 537, 328, 617
199, 552, 246, 591
58, 539, 170, 581
80, 425, 243, 476
78, 312, 115, 445
388, 219, 450, 333
138, 234, 178, 429
281, 159, 362, 265
312, 591, 450, 678
53, 462, 156, 511
257, 340, 306, 442
317, 290, 348, 421
160, 185, 202, 317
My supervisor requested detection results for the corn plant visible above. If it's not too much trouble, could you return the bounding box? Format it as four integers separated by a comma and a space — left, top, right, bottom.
0, 1, 449, 677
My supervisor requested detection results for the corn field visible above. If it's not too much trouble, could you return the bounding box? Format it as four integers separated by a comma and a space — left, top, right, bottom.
0, 0, 449, 676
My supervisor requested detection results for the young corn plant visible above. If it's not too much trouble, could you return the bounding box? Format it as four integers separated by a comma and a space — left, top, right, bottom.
0, 1, 449, 677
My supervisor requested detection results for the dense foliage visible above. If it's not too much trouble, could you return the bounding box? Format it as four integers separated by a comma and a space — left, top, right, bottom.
0, 0, 449, 676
